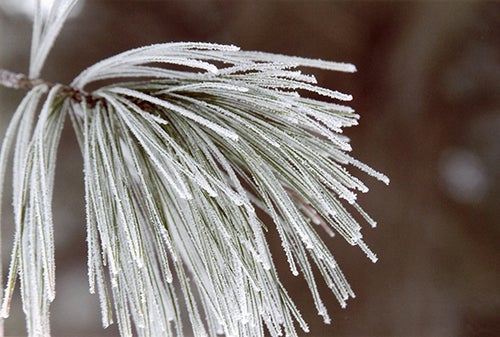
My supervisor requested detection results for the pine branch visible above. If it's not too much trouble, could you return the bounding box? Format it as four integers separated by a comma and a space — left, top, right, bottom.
0, 1, 389, 337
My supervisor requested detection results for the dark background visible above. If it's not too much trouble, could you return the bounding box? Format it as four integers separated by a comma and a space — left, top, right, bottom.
0, 1, 498, 336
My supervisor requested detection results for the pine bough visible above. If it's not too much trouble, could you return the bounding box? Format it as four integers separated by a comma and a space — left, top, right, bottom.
0, 1, 389, 336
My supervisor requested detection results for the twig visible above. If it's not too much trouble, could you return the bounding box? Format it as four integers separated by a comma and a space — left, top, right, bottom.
0, 69, 44, 90
0, 68, 101, 106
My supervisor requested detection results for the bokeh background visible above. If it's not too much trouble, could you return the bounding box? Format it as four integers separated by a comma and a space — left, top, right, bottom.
0, 1, 498, 336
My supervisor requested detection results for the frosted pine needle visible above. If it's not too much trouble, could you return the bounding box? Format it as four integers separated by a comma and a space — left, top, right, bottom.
0, 1, 389, 337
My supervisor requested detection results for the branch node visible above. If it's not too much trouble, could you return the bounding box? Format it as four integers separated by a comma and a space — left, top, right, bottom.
0, 68, 102, 107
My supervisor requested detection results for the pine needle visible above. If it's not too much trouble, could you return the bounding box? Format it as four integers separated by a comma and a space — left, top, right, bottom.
0, 1, 389, 336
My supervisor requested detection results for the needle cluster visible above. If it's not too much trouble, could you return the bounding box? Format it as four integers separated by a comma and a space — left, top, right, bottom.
0, 1, 388, 337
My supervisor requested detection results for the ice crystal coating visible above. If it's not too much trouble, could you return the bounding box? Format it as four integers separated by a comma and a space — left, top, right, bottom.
0, 1, 389, 337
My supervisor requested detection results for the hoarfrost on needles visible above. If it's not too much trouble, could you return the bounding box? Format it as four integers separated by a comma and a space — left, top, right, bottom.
0, 1, 389, 337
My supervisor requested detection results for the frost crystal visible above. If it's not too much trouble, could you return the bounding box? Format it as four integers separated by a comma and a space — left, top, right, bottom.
0, 1, 389, 337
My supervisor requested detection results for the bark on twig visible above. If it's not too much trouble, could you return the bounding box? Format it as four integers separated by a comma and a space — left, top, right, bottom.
0, 69, 44, 90
0, 68, 101, 106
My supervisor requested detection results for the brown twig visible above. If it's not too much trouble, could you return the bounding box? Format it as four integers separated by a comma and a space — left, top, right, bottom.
0, 69, 44, 90
0, 68, 101, 106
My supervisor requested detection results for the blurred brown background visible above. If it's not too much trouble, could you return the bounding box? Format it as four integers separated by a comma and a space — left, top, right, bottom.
0, 1, 498, 336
